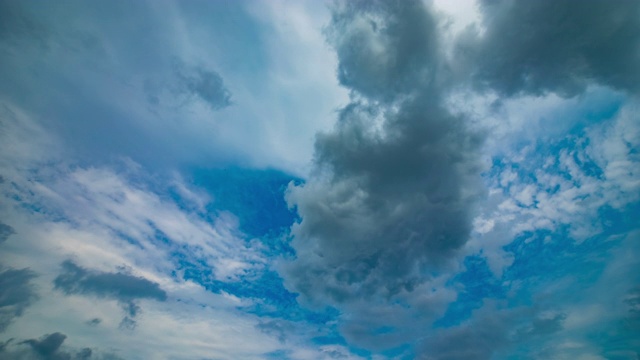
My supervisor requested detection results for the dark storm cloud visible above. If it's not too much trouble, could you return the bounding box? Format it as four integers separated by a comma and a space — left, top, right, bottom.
0, 267, 37, 333
283, 0, 484, 305
0, 223, 15, 244
457, 0, 640, 96
54, 260, 167, 329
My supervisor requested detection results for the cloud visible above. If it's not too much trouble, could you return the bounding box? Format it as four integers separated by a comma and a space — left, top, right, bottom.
0, 267, 37, 333
457, 0, 640, 96
418, 306, 568, 360
0, 1, 49, 50
0, 103, 367, 359
174, 63, 232, 110
0, 0, 345, 176
283, 0, 484, 308
421, 228, 640, 359
54, 260, 167, 329
21, 332, 67, 358
53, 260, 167, 302
0, 332, 118, 360
1, 0, 639, 358
0, 223, 14, 244
327, 0, 440, 102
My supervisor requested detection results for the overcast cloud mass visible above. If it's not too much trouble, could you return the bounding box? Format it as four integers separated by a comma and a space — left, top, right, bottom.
0, 0, 638, 359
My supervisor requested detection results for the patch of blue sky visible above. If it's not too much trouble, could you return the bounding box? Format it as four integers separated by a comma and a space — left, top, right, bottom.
488, 119, 611, 198
462, 104, 636, 327
502, 228, 618, 307
433, 214, 633, 336
148, 221, 174, 247
486, 87, 623, 181
435, 255, 507, 328
191, 167, 301, 248
170, 245, 209, 271
3, 187, 69, 225
486, 157, 538, 189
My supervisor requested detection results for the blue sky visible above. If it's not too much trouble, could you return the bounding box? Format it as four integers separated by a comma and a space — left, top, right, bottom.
0, 0, 639, 359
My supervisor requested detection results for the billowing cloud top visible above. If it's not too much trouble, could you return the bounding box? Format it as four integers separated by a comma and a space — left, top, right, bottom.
284, 0, 484, 307
0, 0, 638, 359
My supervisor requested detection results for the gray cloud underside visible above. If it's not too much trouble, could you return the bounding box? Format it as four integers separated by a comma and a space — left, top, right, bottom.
282, 0, 640, 354
0, 223, 15, 244
457, 0, 640, 96
0, 266, 37, 333
54, 260, 167, 302
418, 306, 567, 360
0, 332, 123, 360
175, 63, 232, 110
53, 260, 167, 329
284, 0, 484, 305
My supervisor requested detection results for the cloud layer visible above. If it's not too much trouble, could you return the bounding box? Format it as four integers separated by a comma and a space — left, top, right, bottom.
0, 0, 639, 358
284, 0, 484, 307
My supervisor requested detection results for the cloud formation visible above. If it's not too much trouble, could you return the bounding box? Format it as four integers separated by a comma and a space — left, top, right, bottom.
0, 267, 37, 333
175, 63, 233, 110
54, 260, 167, 329
0, 223, 14, 244
457, 0, 640, 96
1, 0, 639, 358
54, 261, 167, 302
418, 305, 568, 360
0, 332, 116, 360
283, 0, 483, 307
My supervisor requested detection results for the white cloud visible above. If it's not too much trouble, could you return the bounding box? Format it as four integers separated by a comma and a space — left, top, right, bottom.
462, 94, 639, 274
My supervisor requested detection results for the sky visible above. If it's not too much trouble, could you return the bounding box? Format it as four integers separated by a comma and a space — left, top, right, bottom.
0, 0, 639, 359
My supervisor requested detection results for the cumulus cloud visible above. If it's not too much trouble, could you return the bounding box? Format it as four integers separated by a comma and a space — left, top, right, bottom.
283, 0, 484, 307
0, 100, 365, 359
457, 0, 640, 96
0, 267, 37, 333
